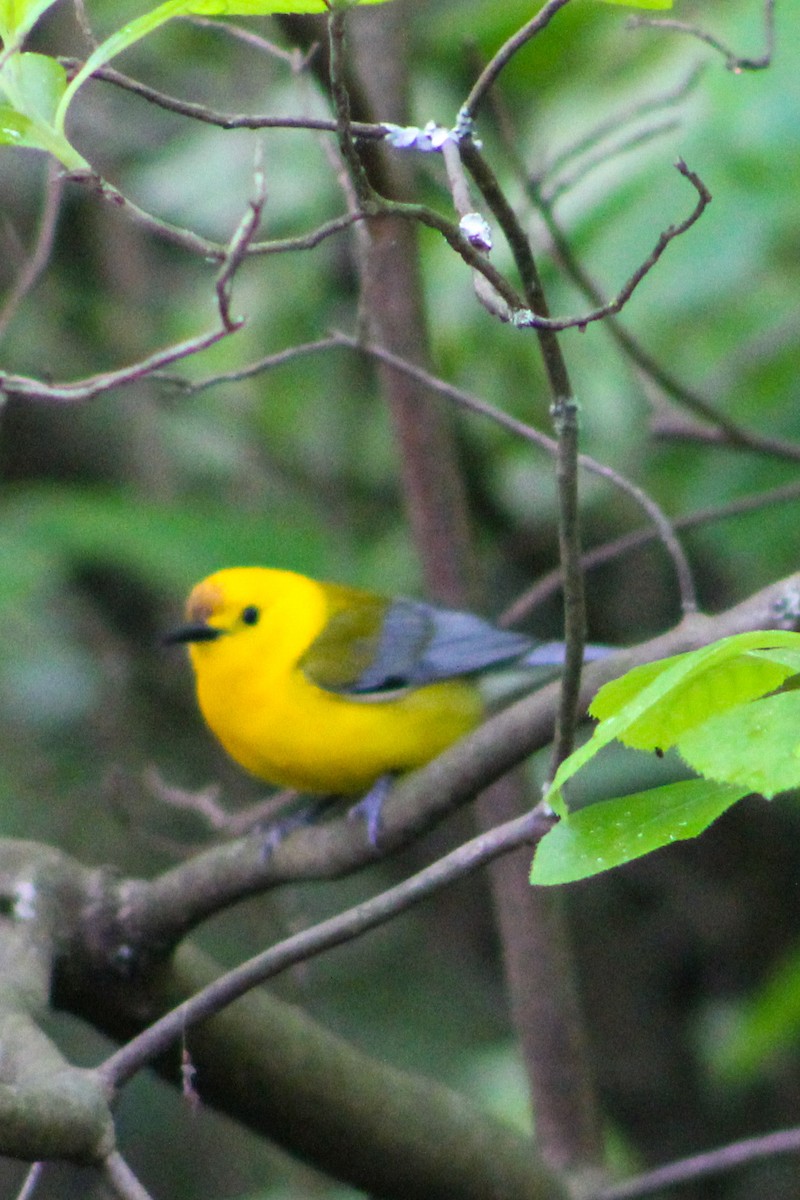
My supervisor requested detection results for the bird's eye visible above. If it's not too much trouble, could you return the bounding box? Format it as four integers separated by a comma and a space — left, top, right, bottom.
241, 605, 260, 626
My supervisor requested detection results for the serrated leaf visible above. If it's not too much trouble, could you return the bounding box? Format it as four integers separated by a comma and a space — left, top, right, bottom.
546, 631, 800, 814
589, 651, 694, 721
596, 653, 797, 752
531, 779, 747, 886
677, 691, 800, 798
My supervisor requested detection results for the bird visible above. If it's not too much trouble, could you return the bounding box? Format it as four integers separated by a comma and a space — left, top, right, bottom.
165, 567, 607, 829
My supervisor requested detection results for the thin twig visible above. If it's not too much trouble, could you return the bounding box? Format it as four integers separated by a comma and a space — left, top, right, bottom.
99, 807, 552, 1090
72, 0, 98, 50
462, 0, 576, 121
68, 171, 363, 261
536, 63, 705, 187
156, 335, 339, 392
518, 159, 711, 332
627, 0, 775, 73
103, 1152, 157, 1200
596, 1123, 800, 1200
437, 155, 711, 333
530, 187, 800, 458
650, 413, 800, 463
331, 331, 696, 614
214, 151, 267, 331
483, 63, 798, 461
183, 15, 314, 70
2, 158, 283, 403
14, 1163, 46, 1200
549, 392, 586, 774
541, 117, 681, 206
58, 60, 386, 136
502, 479, 800, 625
327, 7, 374, 207
0, 326, 232, 403
0, 163, 63, 340
141, 767, 298, 839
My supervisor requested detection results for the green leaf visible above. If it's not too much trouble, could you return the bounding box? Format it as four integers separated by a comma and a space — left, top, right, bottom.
0, 52, 67, 123
531, 779, 747, 886
677, 690, 800, 798
0, 52, 88, 167
0, 102, 87, 167
0, 0, 63, 48
546, 632, 800, 814
0, 101, 30, 143
593, 651, 799, 752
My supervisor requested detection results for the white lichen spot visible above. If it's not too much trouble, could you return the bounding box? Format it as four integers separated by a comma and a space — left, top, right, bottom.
459, 211, 493, 251
14, 880, 38, 921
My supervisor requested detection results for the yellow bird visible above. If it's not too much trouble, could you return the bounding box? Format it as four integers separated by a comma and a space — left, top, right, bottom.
165, 566, 599, 801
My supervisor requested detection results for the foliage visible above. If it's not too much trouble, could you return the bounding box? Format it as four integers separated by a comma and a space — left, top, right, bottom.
533, 632, 800, 883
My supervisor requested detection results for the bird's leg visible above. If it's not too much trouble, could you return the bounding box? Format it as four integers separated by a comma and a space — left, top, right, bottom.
347, 773, 395, 848
259, 796, 332, 858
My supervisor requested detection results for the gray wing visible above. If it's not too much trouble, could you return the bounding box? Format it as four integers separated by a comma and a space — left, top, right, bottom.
350, 599, 534, 692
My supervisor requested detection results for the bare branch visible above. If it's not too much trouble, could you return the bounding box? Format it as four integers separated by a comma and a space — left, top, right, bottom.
141, 768, 298, 839
627, 0, 775, 73
214, 151, 267, 331
14, 1163, 46, 1200
327, 7, 374, 206
0, 163, 63, 340
72, 0, 98, 51
157, 335, 339, 392
541, 117, 681, 206
515, 159, 712, 332
0, 326, 232, 404
58, 58, 385, 136
530, 190, 800, 459
502, 479, 800, 625
67, 171, 363, 261
536, 64, 705, 192
99, 806, 554, 1090
183, 15, 315, 69
462, 0, 576, 121
331, 331, 696, 612
482, 66, 798, 461
1, 160, 344, 405
596, 1123, 800, 1200
103, 1153, 157, 1200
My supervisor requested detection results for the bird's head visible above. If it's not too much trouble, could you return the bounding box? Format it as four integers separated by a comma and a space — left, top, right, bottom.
163, 570, 267, 647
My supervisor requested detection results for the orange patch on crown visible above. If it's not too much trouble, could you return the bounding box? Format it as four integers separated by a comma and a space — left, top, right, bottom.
186, 580, 224, 624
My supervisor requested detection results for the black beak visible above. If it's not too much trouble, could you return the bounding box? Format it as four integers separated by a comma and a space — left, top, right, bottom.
162, 622, 223, 647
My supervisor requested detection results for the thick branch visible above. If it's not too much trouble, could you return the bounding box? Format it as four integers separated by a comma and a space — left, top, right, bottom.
66, 942, 568, 1200
76, 572, 800, 958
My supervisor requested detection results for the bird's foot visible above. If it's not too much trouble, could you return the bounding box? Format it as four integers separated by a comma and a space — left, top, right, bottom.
348, 774, 394, 848
259, 796, 331, 858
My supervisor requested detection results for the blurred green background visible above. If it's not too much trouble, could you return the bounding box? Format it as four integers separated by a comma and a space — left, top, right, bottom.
2, 0, 800, 1195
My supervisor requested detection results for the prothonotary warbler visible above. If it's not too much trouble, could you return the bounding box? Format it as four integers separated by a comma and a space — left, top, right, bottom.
165, 567, 606, 800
